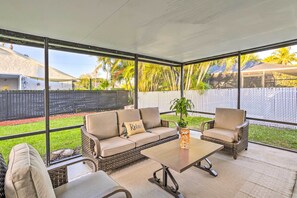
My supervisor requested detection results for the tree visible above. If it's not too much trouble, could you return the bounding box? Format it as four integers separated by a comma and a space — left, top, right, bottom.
74, 74, 91, 90
263, 47, 297, 65
95, 57, 121, 88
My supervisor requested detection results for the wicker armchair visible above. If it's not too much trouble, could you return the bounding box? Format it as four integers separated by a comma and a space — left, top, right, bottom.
1, 144, 132, 198
200, 108, 249, 159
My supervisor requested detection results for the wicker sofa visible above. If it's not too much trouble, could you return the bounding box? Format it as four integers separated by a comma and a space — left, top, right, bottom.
81, 107, 179, 171
200, 108, 249, 159
0, 143, 132, 198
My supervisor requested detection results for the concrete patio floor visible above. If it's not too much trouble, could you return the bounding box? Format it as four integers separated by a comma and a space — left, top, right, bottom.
68, 131, 297, 198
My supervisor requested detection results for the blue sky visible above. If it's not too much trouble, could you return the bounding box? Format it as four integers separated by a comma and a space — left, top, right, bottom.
8, 43, 297, 78
12, 44, 98, 78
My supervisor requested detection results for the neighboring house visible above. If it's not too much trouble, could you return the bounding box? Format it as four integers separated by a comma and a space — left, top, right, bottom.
207, 62, 297, 88
0, 47, 76, 90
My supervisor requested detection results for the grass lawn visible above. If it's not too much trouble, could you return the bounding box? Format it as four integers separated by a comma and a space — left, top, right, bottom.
0, 116, 83, 162
161, 115, 297, 150
1, 114, 296, 161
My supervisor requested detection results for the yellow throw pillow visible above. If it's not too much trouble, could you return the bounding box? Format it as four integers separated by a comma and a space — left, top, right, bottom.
124, 120, 145, 136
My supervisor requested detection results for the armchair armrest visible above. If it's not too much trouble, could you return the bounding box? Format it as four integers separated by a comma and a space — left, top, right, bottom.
235, 120, 249, 140
81, 126, 101, 158
161, 119, 179, 130
48, 157, 97, 188
200, 120, 215, 133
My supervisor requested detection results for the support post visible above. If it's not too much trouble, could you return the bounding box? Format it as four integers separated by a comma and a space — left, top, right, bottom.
237, 52, 241, 109
44, 38, 50, 166
180, 63, 184, 98
90, 78, 92, 90
134, 55, 139, 109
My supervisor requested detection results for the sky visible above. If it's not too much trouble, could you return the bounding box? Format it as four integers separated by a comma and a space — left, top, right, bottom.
5, 43, 297, 78
11, 44, 98, 78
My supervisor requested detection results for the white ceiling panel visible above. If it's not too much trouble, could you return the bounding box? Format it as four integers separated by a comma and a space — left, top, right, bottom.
0, 0, 297, 62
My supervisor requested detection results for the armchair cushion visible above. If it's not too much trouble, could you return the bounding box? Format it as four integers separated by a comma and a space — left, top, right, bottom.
126, 132, 159, 147
5, 143, 55, 198
214, 108, 245, 131
85, 111, 118, 140
139, 107, 161, 129
117, 109, 141, 136
147, 127, 177, 139
203, 128, 238, 143
54, 171, 124, 198
100, 137, 135, 157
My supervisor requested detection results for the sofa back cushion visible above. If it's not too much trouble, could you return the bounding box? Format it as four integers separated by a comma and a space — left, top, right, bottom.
85, 111, 118, 140
139, 107, 161, 129
5, 143, 55, 198
0, 154, 7, 198
117, 109, 141, 136
214, 108, 245, 131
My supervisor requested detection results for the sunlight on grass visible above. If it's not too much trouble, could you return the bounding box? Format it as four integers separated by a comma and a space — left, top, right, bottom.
0, 114, 296, 162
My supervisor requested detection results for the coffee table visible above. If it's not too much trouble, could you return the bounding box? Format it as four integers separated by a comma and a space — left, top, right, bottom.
141, 138, 223, 198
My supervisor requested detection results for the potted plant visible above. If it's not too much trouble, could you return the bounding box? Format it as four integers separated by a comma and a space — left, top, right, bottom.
170, 97, 194, 149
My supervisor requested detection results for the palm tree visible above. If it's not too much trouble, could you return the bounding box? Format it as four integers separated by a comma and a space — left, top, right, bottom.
94, 57, 121, 87
263, 47, 297, 65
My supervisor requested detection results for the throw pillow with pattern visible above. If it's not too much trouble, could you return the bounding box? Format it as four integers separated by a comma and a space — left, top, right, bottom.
124, 120, 145, 137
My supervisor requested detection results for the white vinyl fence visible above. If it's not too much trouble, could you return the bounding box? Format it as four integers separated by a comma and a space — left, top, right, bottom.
139, 88, 297, 124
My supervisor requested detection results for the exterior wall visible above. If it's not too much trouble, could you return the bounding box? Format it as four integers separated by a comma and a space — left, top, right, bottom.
0, 78, 18, 90
21, 76, 72, 90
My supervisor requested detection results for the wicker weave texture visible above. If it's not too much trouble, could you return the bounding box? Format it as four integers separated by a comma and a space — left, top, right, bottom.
82, 130, 179, 171
0, 154, 7, 198
201, 120, 249, 159
48, 167, 68, 188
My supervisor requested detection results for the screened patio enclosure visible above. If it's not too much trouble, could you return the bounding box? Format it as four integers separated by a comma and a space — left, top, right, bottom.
1, 0, 297, 165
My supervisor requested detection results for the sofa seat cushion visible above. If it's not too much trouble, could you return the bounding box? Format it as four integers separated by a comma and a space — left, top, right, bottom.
5, 143, 55, 198
100, 137, 135, 157
147, 127, 177, 139
203, 128, 238, 143
85, 111, 118, 140
126, 132, 159, 147
54, 171, 124, 198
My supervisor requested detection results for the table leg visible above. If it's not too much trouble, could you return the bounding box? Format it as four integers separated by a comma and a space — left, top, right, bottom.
148, 165, 184, 198
194, 158, 218, 177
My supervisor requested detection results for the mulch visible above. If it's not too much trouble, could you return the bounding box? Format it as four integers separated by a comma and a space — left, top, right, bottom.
0, 112, 95, 126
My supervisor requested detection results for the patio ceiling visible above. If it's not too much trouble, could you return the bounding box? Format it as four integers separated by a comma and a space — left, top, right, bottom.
0, 0, 297, 63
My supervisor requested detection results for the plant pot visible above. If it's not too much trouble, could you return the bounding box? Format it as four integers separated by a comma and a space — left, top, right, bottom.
179, 128, 190, 149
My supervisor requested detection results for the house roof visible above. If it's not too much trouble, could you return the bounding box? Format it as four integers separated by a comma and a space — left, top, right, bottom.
242, 63, 297, 76
0, 47, 76, 81
0, 0, 297, 62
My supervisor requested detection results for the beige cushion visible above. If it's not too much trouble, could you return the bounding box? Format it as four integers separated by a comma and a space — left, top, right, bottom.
203, 128, 238, 143
214, 108, 245, 130
127, 132, 159, 147
54, 171, 125, 198
85, 111, 118, 140
5, 143, 55, 198
140, 107, 161, 129
124, 120, 145, 136
100, 137, 135, 157
117, 109, 141, 136
147, 127, 177, 139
